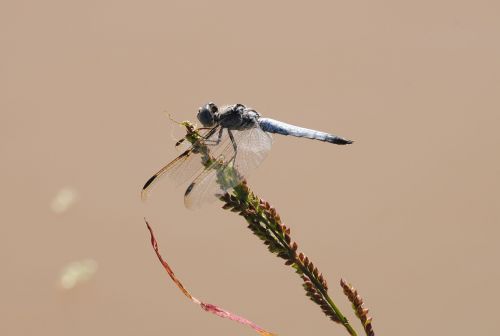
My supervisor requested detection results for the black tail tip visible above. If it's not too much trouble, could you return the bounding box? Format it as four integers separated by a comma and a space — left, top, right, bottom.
332, 137, 354, 145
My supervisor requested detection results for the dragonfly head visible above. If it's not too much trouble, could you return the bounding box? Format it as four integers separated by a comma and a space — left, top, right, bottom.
197, 102, 219, 127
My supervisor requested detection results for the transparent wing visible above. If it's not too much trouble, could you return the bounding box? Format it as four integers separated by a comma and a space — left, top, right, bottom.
184, 126, 273, 208
183, 166, 223, 209
141, 127, 220, 201
142, 150, 200, 200
230, 126, 273, 178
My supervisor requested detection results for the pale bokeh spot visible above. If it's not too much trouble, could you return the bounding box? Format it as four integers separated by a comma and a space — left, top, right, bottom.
50, 187, 78, 214
59, 259, 98, 290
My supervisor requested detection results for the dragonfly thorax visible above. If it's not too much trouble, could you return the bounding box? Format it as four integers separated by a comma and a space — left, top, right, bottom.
219, 104, 260, 130
198, 102, 260, 130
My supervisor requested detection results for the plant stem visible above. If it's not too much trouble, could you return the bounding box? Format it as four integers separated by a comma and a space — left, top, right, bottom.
315, 278, 358, 336
253, 202, 358, 336
285, 236, 357, 336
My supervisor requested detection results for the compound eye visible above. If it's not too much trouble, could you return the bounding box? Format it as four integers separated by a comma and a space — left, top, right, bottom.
197, 103, 216, 127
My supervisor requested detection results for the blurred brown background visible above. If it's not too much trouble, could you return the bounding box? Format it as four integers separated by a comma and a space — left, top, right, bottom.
2, 1, 499, 335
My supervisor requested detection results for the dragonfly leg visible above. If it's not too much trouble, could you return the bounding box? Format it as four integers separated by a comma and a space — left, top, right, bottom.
175, 126, 217, 147
227, 129, 238, 163
176, 126, 219, 147
203, 127, 224, 145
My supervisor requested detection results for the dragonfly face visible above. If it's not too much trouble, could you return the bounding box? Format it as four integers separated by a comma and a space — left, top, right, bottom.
197, 102, 219, 127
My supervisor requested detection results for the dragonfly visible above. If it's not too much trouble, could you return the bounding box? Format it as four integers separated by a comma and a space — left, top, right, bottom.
142, 102, 352, 208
